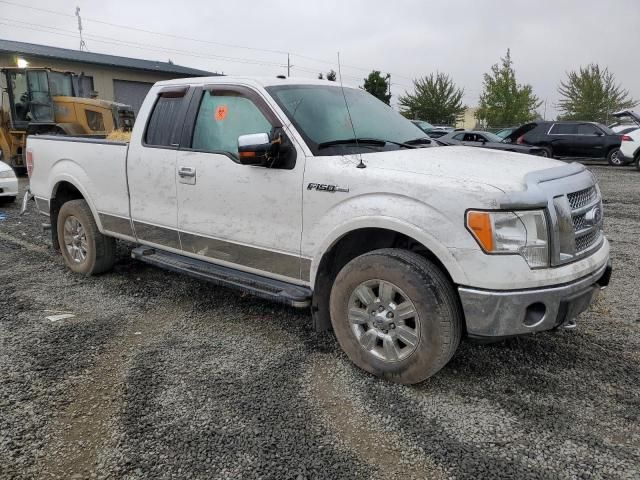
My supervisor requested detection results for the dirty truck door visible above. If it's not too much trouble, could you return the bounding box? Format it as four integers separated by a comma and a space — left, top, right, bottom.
175, 87, 304, 280
127, 87, 191, 250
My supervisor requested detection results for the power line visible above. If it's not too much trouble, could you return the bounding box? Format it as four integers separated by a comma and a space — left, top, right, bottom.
0, 0, 416, 82
0, 17, 288, 68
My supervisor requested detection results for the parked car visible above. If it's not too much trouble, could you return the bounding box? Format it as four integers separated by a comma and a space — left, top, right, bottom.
25, 77, 612, 384
495, 127, 518, 139
411, 120, 435, 134
410, 120, 451, 138
438, 130, 545, 156
611, 110, 640, 169
505, 121, 623, 165
0, 160, 18, 203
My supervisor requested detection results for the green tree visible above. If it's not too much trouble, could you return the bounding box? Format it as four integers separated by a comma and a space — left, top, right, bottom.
318, 72, 324, 80
557, 64, 638, 123
326, 69, 337, 82
476, 49, 541, 127
362, 70, 391, 104
398, 72, 465, 124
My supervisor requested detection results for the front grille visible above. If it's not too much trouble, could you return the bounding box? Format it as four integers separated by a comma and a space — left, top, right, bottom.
572, 213, 586, 231
568, 184, 602, 255
567, 186, 597, 210
576, 228, 600, 252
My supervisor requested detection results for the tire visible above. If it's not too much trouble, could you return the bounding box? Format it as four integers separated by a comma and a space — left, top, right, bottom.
539, 146, 553, 158
635, 154, 640, 171
57, 199, 116, 275
607, 148, 623, 166
329, 248, 462, 384
0, 196, 16, 204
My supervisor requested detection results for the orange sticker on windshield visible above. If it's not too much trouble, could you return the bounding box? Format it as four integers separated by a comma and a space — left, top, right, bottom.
215, 105, 228, 121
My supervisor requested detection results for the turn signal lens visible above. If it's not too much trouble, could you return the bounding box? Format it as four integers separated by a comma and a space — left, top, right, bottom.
621, 135, 632, 141
467, 211, 494, 252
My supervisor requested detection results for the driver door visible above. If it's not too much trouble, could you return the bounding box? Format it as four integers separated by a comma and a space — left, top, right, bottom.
174, 86, 305, 281
26, 70, 54, 122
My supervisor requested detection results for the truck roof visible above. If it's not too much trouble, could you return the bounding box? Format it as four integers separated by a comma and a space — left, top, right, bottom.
153, 75, 358, 89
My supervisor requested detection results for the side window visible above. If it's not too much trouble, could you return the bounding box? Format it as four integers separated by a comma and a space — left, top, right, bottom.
550, 123, 577, 135
463, 133, 477, 142
145, 92, 186, 147
453, 133, 465, 140
578, 124, 599, 135
192, 90, 272, 157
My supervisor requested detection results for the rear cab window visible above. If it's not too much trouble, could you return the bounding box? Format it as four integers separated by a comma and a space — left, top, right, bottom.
144, 87, 190, 147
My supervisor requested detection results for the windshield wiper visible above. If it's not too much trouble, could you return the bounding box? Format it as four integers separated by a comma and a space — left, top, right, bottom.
317, 138, 416, 149
404, 137, 432, 146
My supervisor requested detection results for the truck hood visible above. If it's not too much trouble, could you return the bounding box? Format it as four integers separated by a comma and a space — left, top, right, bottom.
359, 146, 567, 191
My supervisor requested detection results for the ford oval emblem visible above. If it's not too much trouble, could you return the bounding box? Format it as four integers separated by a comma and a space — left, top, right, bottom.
584, 205, 602, 226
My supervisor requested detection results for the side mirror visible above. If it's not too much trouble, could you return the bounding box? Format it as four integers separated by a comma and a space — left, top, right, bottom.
237, 132, 272, 166
594, 131, 603, 136
238, 131, 291, 167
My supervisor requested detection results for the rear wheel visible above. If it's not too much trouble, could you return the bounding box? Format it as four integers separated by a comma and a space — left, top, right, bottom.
57, 199, 115, 275
329, 248, 462, 384
635, 153, 640, 171
539, 146, 553, 158
607, 148, 623, 166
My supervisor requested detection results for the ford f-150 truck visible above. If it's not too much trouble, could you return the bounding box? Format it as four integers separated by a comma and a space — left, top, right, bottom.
26, 76, 612, 384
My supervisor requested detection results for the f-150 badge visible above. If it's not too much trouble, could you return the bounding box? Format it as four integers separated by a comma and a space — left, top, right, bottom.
307, 183, 349, 193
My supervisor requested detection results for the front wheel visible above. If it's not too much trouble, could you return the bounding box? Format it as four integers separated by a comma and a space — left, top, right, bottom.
635, 154, 640, 171
57, 199, 116, 275
607, 148, 623, 166
329, 249, 462, 384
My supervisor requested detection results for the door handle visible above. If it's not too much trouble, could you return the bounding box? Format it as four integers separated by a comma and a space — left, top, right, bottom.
178, 166, 196, 178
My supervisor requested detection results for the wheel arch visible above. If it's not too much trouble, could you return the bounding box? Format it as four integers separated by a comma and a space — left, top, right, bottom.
310, 221, 467, 332
49, 178, 102, 250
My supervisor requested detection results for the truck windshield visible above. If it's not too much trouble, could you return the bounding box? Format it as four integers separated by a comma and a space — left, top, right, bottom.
48, 72, 74, 97
266, 84, 427, 154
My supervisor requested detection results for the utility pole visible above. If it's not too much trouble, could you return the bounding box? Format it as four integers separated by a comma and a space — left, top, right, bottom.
75, 7, 87, 52
386, 73, 391, 103
543, 99, 547, 120
287, 53, 291, 78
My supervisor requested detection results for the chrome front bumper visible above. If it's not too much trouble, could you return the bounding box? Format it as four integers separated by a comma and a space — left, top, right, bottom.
459, 260, 612, 339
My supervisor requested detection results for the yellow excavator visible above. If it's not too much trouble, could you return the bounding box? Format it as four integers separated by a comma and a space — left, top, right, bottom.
0, 67, 135, 171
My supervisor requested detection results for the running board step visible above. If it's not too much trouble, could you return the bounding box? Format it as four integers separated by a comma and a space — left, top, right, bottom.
131, 247, 312, 308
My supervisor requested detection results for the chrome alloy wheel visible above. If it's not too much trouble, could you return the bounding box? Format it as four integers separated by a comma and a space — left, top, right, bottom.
610, 149, 622, 165
347, 279, 421, 362
63, 215, 88, 263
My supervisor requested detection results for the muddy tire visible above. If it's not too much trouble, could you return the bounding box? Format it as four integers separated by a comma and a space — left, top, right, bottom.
329, 248, 462, 384
57, 199, 115, 275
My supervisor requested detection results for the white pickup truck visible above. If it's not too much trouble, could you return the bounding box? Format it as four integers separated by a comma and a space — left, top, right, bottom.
26, 76, 612, 384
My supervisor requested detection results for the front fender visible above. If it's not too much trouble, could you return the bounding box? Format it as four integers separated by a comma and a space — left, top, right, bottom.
305, 193, 472, 288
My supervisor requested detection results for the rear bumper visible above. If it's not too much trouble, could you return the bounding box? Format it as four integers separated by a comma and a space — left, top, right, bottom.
617, 151, 636, 164
459, 260, 612, 339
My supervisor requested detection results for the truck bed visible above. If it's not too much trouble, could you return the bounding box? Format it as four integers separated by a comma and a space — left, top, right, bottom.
27, 135, 131, 229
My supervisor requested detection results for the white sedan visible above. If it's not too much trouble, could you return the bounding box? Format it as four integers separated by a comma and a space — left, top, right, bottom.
0, 160, 18, 203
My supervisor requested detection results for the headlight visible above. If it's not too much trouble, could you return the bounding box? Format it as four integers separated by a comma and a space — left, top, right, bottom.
0, 169, 16, 179
466, 210, 549, 268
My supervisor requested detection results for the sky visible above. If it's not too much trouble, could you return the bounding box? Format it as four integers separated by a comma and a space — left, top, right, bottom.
1, 0, 639, 119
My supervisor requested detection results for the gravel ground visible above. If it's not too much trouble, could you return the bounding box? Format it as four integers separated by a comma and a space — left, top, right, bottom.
1, 162, 639, 480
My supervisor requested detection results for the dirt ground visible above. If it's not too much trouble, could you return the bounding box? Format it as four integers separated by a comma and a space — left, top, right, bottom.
1, 162, 639, 479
